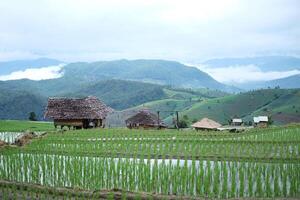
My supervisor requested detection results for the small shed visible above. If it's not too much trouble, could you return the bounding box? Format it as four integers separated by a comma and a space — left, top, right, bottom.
253, 116, 269, 128
125, 110, 166, 129
44, 96, 113, 129
191, 118, 222, 131
232, 118, 243, 126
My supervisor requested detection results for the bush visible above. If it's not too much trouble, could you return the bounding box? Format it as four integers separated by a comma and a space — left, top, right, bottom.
28, 112, 37, 121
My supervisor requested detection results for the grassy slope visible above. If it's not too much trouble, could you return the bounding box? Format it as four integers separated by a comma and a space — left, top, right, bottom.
247, 89, 300, 124
106, 88, 224, 127
165, 89, 300, 125
0, 120, 54, 132
107, 99, 198, 127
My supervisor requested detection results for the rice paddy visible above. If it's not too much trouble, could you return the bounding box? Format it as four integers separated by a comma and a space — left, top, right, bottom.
0, 124, 299, 199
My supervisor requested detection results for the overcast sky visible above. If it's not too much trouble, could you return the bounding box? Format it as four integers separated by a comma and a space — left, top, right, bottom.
0, 0, 299, 63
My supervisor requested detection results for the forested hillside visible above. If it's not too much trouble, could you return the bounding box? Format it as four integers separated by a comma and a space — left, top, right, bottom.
164, 89, 300, 125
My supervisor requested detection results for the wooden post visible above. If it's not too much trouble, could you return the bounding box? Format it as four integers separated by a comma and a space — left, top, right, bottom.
176, 111, 179, 130
157, 111, 160, 129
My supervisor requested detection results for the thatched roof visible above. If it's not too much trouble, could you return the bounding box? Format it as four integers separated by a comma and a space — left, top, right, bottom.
191, 118, 221, 129
125, 110, 166, 127
44, 96, 113, 120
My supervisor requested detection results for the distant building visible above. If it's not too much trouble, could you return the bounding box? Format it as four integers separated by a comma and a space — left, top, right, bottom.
253, 116, 269, 128
44, 96, 113, 129
125, 110, 167, 129
232, 118, 243, 126
191, 118, 221, 131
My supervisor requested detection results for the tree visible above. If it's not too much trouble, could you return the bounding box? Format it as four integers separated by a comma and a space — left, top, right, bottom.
178, 120, 188, 128
28, 112, 37, 121
268, 115, 273, 125
183, 115, 189, 121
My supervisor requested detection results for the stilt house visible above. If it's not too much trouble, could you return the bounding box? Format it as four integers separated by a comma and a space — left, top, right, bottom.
44, 96, 113, 129
125, 110, 167, 129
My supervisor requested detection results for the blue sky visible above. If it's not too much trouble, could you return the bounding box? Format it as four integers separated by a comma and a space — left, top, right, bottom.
0, 0, 299, 63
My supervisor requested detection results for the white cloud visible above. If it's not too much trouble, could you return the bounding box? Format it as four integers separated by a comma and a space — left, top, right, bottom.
0, 64, 65, 81
197, 65, 300, 84
0, 0, 299, 62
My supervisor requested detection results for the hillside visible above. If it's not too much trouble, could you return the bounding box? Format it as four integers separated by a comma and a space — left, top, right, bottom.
62, 59, 237, 92
263, 74, 300, 89
0, 79, 226, 120
246, 89, 300, 124
164, 89, 300, 125
0, 89, 46, 120
65, 79, 167, 110
107, 98, 197, 127
238, 74, 300, 90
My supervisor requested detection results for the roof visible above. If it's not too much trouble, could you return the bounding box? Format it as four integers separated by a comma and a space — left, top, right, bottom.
253, 116, 268, 123
232, 118, 243, 123
191, 118, 222, 129
125, 110, 166, 127
44, 96, 113, 120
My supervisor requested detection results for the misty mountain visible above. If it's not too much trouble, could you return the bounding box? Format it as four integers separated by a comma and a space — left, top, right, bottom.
239, 74, 300, 90
265, 74, 300, 88
62, 59, 238, 92
203, 56, 300, 72
0, 58, 63, 75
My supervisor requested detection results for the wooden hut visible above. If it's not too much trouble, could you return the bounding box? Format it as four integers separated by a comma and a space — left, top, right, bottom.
191, 118, 221, 131
253, 116, 269, 128
231, 118, 243, 126
44, 96, 113, 129
125, 110, 167, 129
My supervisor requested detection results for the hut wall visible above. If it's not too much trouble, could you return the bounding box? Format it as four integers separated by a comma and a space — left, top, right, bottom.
257, 122, 268, 128
54, 119, 83, 127
232, 122, 242, 126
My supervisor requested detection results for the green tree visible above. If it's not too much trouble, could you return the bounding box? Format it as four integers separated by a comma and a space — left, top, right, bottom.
178, 120, 188, 128
28, 112, 37, 121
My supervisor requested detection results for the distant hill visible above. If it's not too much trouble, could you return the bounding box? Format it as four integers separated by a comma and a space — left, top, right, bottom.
203, 56, 300, 72
164, 89, 300, 125
263, 74, 300, 89
238, 74, 300, 90
65, 79, 167, 110
0, 58, 63, 75
0, 78, 226, 120
62, 59, 238, 92
0, 89, 46, 120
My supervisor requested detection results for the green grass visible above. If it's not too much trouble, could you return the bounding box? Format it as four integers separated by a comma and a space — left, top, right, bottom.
0, 126, 299, 198
0, 120, 54, 132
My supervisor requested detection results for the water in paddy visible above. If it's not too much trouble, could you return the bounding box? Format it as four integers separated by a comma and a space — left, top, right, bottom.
0, 153, 297, 198
0, 132, 23, 144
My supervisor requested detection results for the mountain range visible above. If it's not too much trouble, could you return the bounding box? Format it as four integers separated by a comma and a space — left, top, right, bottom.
0, 57, 299, 125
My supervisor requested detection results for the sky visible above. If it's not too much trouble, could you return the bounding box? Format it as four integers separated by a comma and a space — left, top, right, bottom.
0, 0, 299, 83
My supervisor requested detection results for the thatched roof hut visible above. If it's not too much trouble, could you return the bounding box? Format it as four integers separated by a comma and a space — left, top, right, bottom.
191, 118, 221, 130
125, 110, 167, 129
253, 116, 269, 128
44, 96, 113, 129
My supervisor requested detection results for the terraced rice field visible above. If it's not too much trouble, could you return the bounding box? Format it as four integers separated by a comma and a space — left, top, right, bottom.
0, 126, 299, 199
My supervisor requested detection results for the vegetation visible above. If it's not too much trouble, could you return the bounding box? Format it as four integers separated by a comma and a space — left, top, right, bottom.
169, 88, 300, 125
0, 78, 225, 120
0, 120, 54, 132
0, 123, 299, 198
28, 112, 37, 121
